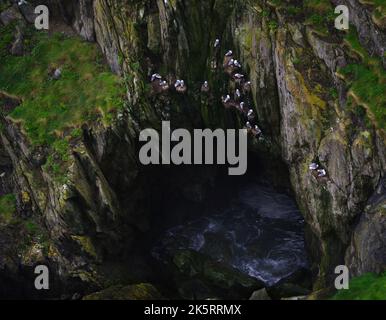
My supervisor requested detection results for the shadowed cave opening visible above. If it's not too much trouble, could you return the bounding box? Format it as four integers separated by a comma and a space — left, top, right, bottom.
127, 151, 313, 299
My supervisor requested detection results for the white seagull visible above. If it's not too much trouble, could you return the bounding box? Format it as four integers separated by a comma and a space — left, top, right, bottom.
225, 50, 233, 57
317, 169, 327, 177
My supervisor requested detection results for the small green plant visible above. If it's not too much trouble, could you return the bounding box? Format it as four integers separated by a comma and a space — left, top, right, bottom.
71, 127, 82, 138
292, 56, 301, 66
287, 6, 301, 16
268, 20, 278, 32
261, 9, 270, 17
329, 88, 338, 99
309, 14, 324, 25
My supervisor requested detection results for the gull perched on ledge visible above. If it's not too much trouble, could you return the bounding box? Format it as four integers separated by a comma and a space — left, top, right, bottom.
175, 79, 187, 93
201, 81, 210, 93
317, 169, 327, 177
151, 73, 162, 82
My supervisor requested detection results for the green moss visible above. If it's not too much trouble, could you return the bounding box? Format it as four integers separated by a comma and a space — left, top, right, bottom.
268, 20, 278, 32
0, 193, 16, 225
0, 27, 125, 181
287, 6, 302, 16
331, 273, 386, 300
344, 28, 368, 58
304, 0, 332, 13
3, 32, 125, 144
339, 28, 386, 130
303, 0, 335, 35
71, 127, 82, 138
329, 88, 338, 100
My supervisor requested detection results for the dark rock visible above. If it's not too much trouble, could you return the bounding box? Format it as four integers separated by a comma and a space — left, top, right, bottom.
249, 288, 271, 300
267, 268, 312, 300
200, 232, 234, 264
177, 279, 215, 300
18, 3, 37, 24
0, 90, 21, 113
268, 283, 312, 300
10, 26, 24, 56
0, 6, 22, 26
172, 250, 264, 299
83, 283, 163, 300
346, 178, 386, 276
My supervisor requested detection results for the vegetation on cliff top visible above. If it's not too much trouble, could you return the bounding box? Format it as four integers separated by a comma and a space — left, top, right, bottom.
339, 28, 386, 130
331, 273, 386, 300
0, 30, 125, 144
0, 26, 125, 181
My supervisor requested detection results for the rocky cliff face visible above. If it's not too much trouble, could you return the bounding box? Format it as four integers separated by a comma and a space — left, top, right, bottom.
0, 0, 385, 297
229, 0, 385, 286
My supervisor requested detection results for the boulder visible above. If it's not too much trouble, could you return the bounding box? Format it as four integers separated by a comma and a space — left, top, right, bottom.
267, 268, 312, 299
172, 249, 264, 299
249, 288, 271, 300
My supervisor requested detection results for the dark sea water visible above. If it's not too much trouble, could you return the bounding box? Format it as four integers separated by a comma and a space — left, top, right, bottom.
153, 183, 309, 286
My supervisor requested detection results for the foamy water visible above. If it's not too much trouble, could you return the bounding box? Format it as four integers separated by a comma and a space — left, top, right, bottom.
153, 183, 309, 286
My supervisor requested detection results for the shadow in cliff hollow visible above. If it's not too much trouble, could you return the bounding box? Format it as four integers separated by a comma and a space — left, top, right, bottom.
124, 151, 312, 299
